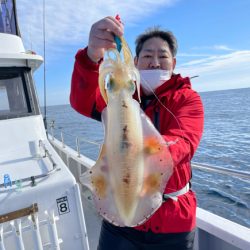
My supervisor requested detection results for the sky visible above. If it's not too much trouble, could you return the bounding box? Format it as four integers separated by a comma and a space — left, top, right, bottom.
16, 0, 250, 106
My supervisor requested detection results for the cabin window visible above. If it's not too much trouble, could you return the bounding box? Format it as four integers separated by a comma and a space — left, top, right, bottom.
0, 0, 18, 35
0, 67, 39, 119
0, 74, 29, 114
0, 85, 10, 112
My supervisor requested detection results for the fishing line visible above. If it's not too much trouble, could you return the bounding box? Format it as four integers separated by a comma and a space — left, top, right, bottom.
43, 0, 47, 131
139, 74, 191, 176
139, 74, 190, 155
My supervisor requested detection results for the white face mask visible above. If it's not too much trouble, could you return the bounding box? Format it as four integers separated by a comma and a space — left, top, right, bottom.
139, 69, 171, 95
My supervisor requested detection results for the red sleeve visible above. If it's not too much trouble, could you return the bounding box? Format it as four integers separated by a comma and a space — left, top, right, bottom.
70, 47, 106, 120
163, 90, 204, 167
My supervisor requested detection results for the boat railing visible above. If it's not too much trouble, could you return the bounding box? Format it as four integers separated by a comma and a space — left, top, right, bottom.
47, 120, 250, 180
48, 120, 101, 158
192, 162, 250, 180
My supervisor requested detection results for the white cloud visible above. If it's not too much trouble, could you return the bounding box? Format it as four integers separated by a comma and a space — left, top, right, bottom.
213, 45, 234, 51
176, 50, 250, 92
16, 0, 179, 54
192, 45, 235, 51
178, 53, 213, 57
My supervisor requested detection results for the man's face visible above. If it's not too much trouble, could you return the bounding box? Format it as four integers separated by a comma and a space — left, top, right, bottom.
134, 37, 176, 73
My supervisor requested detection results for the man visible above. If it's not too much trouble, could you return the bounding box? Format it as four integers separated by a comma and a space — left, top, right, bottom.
70, 16, 204, 250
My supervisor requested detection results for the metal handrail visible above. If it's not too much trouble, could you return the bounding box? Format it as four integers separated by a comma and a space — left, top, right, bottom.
49, 121, 101, 147
39, 140, 57, 168
0, 140, 60, 189
192, 162, 250, 180
48, 120, 101, 158
47, 120, 250, 180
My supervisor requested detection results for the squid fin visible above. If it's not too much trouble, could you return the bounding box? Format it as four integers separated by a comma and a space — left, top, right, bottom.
80, 144, 108, 199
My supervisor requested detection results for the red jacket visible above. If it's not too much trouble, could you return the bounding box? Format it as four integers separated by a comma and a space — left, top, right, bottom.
70, 48, 204, 233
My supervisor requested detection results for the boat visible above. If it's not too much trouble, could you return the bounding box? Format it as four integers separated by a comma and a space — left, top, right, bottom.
0, 1, 249, 249
0, 1, 88, 249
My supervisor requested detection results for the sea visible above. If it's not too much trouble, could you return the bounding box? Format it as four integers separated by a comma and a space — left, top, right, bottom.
44, 87, 250, 228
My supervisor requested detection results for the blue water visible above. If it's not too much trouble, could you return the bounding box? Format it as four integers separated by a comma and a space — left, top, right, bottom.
44, 87, 250, 228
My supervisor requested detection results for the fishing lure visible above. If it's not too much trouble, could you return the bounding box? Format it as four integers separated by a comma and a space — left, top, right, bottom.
80, 35, 173, 227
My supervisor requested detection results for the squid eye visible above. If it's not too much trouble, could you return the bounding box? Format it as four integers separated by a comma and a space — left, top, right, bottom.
106, 77, 115, 91
128, 80, 135, 93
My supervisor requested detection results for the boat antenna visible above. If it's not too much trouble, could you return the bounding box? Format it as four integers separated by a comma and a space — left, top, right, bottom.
43, 0, 47, 131
190, 75, 199, 79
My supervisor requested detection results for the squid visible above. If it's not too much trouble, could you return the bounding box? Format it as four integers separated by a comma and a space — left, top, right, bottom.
80, 37, 173, 227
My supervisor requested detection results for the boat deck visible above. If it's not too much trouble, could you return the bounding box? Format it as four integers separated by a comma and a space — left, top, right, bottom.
81, 188, 101, 250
